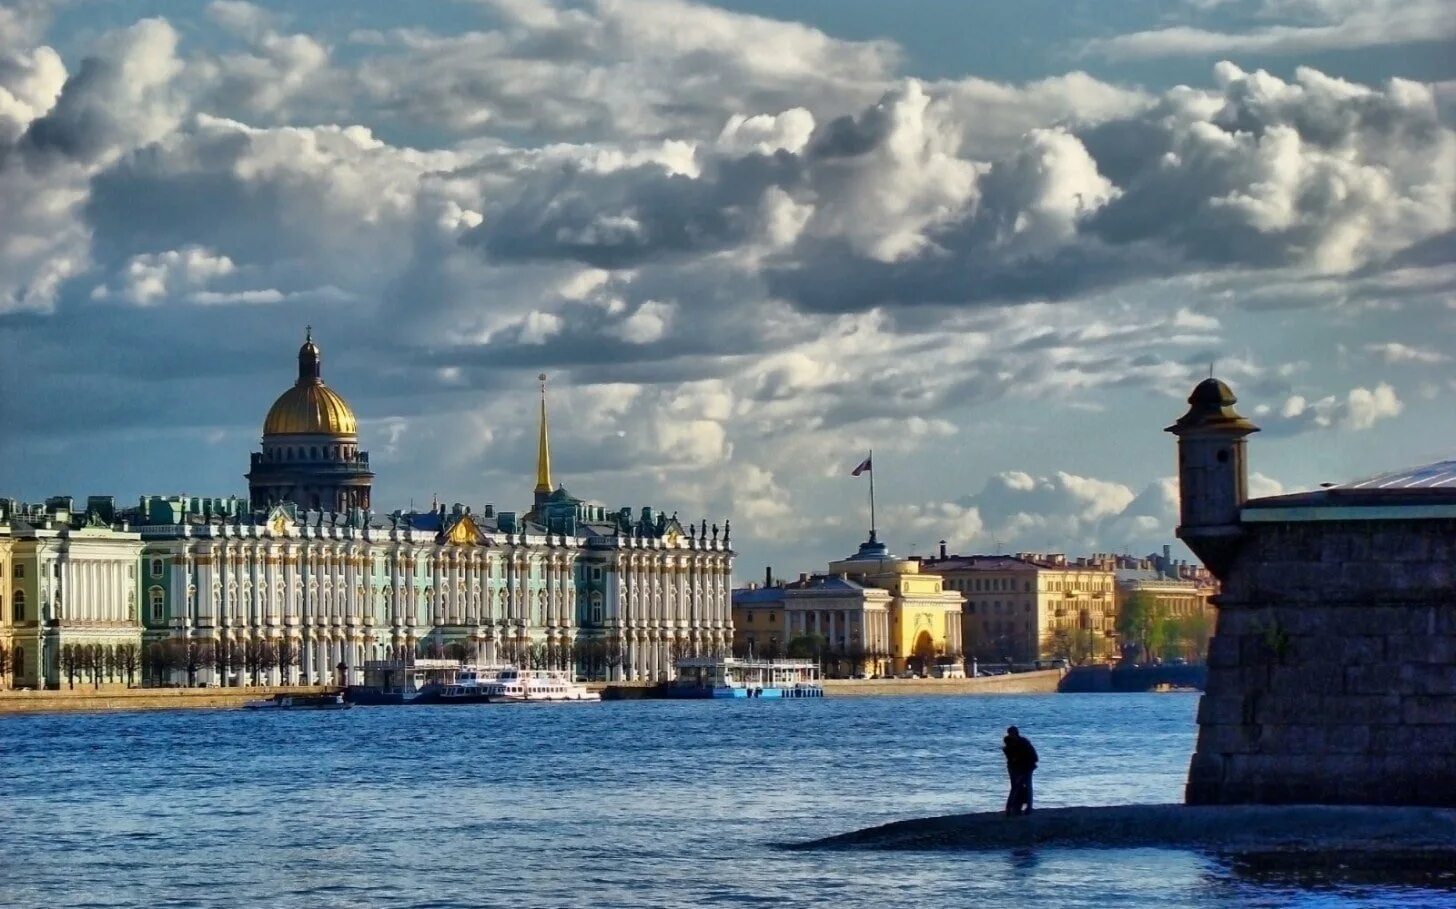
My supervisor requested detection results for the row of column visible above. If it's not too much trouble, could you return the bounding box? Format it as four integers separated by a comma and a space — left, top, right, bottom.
60, 558, 132, 623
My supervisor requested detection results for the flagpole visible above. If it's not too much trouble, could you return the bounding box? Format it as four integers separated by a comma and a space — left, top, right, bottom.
868, 449, 876, 543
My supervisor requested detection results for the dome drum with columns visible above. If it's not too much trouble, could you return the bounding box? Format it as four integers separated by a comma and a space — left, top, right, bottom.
247, 330, 373, 511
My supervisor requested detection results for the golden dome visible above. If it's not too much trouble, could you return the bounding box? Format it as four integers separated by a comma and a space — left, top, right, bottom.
262, 330, 359, 436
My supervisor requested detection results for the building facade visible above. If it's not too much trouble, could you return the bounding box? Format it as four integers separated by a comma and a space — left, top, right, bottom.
924, 552, 1118, 664
733, 536, 962, 677
0, 497, 144, 689
1171, 377, 1456, 806
5, 333, 732, 688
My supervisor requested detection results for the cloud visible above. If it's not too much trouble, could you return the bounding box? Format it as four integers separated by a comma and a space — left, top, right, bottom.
352, 0, 898, 141
1365, 341, 1450, 365
1085, 0, 1456, 60
1272, 381, 1404, 432
92, 246, 236, 306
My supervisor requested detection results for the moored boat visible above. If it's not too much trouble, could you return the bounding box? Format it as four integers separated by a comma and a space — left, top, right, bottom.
666, 657, 824, 699
438, 664, 516, 704
481, 668, 601, 703
244, 692, 351, 710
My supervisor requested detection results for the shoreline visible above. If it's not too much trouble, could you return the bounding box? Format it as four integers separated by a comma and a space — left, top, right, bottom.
0, 685, 338, 715
790, 804, 1456, 861
0, 669, 1069, 716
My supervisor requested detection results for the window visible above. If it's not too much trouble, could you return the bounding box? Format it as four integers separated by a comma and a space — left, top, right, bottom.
745, 611, 754, 624
590, 567, 603, 582
12, 589, 24, 622
149, 587, 165, 623
769, 612, 775, 623
150, 558, 163, 578
12, 564, 20, 579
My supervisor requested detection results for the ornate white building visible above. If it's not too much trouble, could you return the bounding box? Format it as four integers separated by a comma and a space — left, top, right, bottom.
125, 335, 733, 686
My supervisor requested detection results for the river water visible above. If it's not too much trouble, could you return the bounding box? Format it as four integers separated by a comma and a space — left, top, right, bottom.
0, 693, 1449, 908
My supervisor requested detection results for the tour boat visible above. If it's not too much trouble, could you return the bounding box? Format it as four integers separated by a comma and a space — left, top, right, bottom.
666, 657, 824, 699
438, 664, 517, 704
480, 668, 602, 703
244, 692, 351, 710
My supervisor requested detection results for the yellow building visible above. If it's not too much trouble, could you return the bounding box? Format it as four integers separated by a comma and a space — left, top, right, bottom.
733, 537, 963, 677
3, 497, 144, 689
924, 552, 1118, 665
0, 509, 13, 688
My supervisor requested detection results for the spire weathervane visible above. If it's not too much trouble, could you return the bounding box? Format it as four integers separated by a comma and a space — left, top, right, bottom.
534, 373, 553, 496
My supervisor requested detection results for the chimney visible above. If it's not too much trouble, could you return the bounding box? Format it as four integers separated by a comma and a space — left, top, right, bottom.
765, 566, 773, 588
799, 572, 809, 583
939, 540, 947, 559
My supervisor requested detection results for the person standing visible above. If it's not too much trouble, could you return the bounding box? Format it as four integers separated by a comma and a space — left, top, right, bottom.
1003, 725, 1038, 816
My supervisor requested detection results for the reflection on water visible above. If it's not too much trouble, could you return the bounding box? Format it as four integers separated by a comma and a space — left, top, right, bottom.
0, 693, 1447, 908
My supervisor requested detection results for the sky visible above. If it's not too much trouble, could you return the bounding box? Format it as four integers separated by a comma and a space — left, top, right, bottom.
0, 0, 1452, 581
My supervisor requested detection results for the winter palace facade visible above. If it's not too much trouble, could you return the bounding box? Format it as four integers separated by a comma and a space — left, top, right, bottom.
1, 332, 733, 689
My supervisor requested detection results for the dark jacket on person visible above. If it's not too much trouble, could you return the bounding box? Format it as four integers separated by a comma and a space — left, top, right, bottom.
1003, 734, 1038, 774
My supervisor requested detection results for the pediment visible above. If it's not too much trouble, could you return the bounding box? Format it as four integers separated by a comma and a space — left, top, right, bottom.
266, 506, 294, 537
444, 513, 485, 545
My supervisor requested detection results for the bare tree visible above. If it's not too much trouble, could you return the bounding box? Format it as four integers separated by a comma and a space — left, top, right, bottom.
216, 639, 245, 687
80, 644, 103, 689
115, 643, 140, 687
144, 642, 169, 686
242, 638, 276, 686
59, 644, 83, 689
274, 638, 300, 684
603, 638, 623, 679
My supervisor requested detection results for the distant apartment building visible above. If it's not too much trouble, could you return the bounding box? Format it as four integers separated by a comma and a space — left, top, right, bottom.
922, 550, 1118, 664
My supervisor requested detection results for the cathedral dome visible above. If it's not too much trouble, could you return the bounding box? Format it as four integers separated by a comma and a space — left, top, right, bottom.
262, 330, 358, 436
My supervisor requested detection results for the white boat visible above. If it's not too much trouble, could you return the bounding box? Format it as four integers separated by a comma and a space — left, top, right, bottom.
482, 668, 601, 703
438, 664, 517, 704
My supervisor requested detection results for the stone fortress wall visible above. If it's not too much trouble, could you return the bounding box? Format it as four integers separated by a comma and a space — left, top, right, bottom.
1189, 518, 1456, 805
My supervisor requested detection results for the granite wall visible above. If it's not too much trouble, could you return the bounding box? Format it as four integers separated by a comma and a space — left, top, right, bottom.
1187, 518, 1456, 806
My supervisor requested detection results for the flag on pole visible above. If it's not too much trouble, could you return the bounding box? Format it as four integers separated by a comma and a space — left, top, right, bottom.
850, 456, 872, 477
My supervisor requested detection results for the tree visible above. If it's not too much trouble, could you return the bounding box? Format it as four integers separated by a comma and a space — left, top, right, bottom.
1116, 591, 1166, 664
59, 644, 82, 689
242, 638, 276, 686
603, 638, 623, 679
144, 642, 169, 686
1181, 611, 1214, 663
786, 633, 826, 660
274, 638, 300, 684
115, 643, 140, 687
0, 644, 9, 689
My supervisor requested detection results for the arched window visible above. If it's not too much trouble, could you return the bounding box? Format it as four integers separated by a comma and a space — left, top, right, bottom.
149, 587, 165, 623
311, 447, 319, 459
590, 593, 603, 626
9, 590, 20, 622
150, 558, 163, 578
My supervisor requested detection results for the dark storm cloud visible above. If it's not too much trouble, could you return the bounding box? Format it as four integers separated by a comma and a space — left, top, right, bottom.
465, 150, 803, 268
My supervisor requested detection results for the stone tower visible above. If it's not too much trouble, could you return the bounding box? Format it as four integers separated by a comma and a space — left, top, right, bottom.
1165, 377, 1259, 574
1171, 376, 1456, 807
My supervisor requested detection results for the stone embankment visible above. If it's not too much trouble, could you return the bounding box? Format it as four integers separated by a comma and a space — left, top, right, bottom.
823, 670, 1063, 697
0, 686, 337, 715
792, 804, 1456, 865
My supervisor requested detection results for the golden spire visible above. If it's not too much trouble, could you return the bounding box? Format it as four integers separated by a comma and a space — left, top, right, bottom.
534, 373, 553, 495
